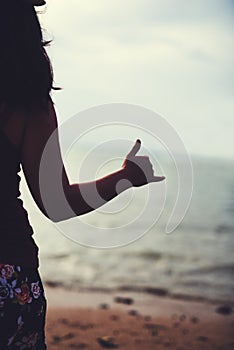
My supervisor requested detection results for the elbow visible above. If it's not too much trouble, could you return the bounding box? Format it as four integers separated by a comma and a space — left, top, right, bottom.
39, 186, 93, 222
48, 215, 63, 223
45, 211, 76, 223
46, 207, 91, 222
40, 205, 76, 223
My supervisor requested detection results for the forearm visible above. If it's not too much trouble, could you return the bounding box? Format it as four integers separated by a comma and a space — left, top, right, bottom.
62, 168, 132, 219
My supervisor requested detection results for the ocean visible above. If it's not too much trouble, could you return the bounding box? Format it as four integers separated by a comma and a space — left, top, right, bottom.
20, 149, 234, 303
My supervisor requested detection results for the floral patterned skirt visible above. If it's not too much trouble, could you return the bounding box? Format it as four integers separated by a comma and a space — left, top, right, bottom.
0, 264, 47, 349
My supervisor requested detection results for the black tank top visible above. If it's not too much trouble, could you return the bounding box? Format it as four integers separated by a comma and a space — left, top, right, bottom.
0, 129, 39, 268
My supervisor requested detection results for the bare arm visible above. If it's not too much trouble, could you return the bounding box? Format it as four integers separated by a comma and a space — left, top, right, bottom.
21, 99, 165, 222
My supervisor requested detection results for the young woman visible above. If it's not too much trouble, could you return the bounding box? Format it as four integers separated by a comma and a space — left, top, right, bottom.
0, 0, 165, 348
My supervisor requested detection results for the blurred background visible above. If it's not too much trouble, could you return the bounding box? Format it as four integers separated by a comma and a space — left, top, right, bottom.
20, 0, 234, 302
39, 0, 234, 159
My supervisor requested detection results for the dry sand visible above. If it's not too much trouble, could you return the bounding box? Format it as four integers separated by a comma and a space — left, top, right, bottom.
45, 286, 234, 350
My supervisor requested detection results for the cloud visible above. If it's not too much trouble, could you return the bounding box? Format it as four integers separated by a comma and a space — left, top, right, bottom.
39, 0, 234, 158
43, 0, 233, 28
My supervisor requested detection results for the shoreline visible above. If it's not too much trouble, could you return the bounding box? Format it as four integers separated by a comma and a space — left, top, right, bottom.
45, 286, 234, 349
44, 281, 234, 306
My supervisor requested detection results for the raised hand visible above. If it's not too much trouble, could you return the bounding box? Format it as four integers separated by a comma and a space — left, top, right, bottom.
122, 139, 165, 187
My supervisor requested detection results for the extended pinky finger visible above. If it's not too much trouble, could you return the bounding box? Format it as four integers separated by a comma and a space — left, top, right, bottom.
152, 176, 166, 182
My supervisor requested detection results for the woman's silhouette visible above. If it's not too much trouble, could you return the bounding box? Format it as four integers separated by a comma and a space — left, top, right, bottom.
0, 0, 165, 348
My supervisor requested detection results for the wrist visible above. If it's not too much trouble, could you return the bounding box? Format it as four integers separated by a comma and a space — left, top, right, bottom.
121, 159, 147, 187
115, 168, 133, 193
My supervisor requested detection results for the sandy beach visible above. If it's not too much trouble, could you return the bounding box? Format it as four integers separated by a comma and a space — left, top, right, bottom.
45, 286, 234, 350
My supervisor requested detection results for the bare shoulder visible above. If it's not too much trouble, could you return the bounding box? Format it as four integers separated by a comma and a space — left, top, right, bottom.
22, 99, 59, 154
0, 106, 26, 148
0, 99, 58, 151
24, 99, 58, 130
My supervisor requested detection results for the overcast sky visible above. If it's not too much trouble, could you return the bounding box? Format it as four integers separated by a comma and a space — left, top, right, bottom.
39, 0, 234, 159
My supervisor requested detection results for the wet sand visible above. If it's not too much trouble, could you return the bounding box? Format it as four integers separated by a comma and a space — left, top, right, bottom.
45, 287, 234, 350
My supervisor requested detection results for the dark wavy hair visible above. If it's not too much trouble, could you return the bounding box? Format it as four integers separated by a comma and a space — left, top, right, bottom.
0, 0, 57, 115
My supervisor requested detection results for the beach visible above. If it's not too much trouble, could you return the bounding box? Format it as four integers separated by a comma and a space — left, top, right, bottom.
45, 286, 234, 350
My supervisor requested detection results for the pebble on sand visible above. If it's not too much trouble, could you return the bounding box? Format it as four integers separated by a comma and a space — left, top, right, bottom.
215, 305, 233, 315
114, 296, 134, 305
97, 336, 119, 348
99, 303, 110, 310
